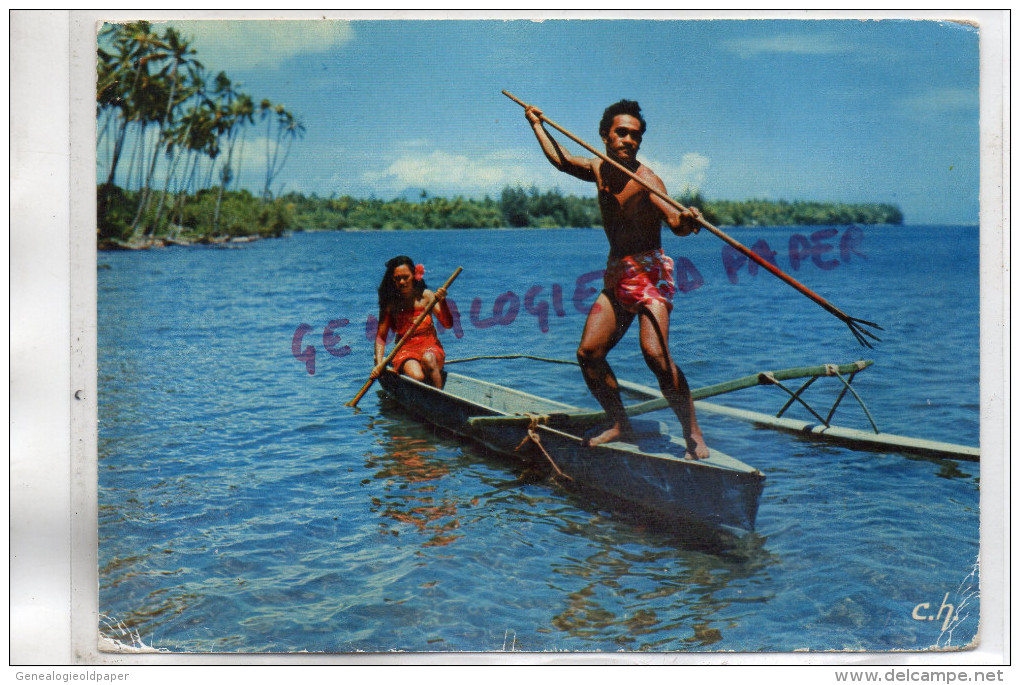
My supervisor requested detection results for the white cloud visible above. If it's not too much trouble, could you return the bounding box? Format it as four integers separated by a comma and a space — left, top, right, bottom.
642, 153, 711, 194
896, 87, 977, 115
356, 144, 712, 200
359, 146, 575, 197
722, 33, 849, 57
162, 20, 354, 72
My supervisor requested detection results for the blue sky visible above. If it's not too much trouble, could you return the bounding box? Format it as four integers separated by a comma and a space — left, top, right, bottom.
100, 18, 980, 225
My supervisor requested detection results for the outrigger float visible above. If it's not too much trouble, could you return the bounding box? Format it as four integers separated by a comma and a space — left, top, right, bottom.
615, 359, 979, 463
375, 355, 978, 536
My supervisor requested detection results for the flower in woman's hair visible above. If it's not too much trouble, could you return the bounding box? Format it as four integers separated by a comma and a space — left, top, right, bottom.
414, 264, 425, 281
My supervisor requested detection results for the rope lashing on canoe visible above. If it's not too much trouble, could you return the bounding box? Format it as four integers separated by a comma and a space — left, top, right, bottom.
826, 361, 870, 375
513, 414, 573, 482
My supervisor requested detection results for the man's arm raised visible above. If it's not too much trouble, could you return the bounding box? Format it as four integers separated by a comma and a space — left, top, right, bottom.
526, 106, 597, 182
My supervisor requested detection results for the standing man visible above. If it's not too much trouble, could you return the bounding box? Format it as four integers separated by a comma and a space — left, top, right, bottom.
523, 99, 710, 459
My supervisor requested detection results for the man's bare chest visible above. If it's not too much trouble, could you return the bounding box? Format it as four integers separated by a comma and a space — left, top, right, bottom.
598, 178, 655, 217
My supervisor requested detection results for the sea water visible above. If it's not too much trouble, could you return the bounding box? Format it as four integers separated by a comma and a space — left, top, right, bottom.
97, 225, 981, 653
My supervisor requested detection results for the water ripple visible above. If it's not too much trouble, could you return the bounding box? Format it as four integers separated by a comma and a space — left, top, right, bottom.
98, 227, 980, 653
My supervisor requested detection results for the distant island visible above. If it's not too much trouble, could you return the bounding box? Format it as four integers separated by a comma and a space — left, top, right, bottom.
97, 183, 904, 250
95, 22, 903, 251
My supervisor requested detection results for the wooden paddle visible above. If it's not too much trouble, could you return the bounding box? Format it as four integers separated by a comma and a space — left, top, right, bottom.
346, 266, 463, 408
503, 90, 883, 348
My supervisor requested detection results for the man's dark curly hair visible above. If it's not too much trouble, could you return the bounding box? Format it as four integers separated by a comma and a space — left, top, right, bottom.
599, 99, 646, 139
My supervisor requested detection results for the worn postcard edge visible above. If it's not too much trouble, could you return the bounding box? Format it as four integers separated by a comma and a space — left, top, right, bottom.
8, 8, 1007, 666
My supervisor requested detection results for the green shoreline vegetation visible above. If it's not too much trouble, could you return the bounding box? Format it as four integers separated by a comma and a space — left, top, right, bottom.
98, 184, 904, 250
95, 21, 902, 250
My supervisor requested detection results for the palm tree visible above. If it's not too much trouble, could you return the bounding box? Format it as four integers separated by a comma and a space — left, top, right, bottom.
130, 27, 201, 238
262, 104, 305, 201
171, 103, 218, 230
99, 21, 162, 188
97, 23, 306, 243
209, 73, 255, 234
229, 92, 256, 192
96, 26, 129, 152
97, 24, 136, 187
150, 60, 206, 236
127, 58, 172, 236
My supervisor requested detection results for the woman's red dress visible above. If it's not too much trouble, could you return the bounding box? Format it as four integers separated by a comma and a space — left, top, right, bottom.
384, 305, 445, 372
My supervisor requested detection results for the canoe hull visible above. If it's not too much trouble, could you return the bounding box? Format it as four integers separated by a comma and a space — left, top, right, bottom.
378, 371, 765, 533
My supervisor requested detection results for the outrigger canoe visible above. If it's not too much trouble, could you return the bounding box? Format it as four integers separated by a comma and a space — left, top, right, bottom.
378, 368, 766, 535
376, 356, 978, 535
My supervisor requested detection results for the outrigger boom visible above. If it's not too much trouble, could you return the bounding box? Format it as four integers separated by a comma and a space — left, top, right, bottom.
457, 357, 979, 462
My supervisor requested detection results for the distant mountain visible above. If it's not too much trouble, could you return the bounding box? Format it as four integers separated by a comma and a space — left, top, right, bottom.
394, 188, 430, 203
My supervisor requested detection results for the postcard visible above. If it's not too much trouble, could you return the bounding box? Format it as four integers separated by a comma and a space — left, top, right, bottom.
10, 9, 1007, 672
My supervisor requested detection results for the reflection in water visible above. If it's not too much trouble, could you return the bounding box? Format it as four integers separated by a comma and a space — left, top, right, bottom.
365, 413, 464, 548
928, 458, 976, 481
547, 541, 775, 650
95, 228, 981, 652
370, 388, 787, 650
372, 391, 773, 553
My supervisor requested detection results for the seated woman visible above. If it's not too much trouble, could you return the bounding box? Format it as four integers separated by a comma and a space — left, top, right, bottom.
371, 255, 454, 388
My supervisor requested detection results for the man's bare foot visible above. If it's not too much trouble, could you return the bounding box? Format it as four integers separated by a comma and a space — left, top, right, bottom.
684, 432, 711, 460
583, 423, 632, 448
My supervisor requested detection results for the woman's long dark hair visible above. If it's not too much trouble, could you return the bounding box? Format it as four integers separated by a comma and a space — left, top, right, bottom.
377, 255, 427, 312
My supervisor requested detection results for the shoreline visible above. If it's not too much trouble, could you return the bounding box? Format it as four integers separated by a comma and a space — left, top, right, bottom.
96, 222, 970, 251
97, 234, 264, 251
